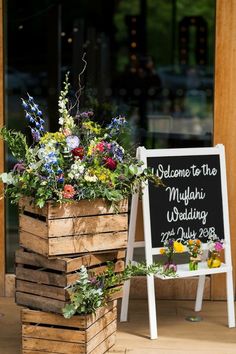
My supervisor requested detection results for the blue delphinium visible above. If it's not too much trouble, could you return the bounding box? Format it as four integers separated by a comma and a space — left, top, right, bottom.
21, 94, 45, 142
106, 116, 127, 136
110, 142, 124, 162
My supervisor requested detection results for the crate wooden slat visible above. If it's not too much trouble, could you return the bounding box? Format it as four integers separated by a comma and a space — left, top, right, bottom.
22, 301, 117, 354
19, 197, 128, 219
19, 198, 128, 257
15, 248, 124, 313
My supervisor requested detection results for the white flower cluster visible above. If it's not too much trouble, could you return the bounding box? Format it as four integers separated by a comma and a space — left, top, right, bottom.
58, 73, 75, 131
84, 173, 98, 182
68, 160, 85, 180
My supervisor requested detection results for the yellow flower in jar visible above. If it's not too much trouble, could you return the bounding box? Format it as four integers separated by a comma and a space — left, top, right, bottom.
173, 241, 185, 253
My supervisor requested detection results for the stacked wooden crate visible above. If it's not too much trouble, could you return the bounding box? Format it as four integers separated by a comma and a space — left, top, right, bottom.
15, 197, 128, 354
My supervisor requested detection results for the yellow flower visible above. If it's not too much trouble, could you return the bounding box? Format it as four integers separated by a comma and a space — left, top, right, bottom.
160, 248, 166, 255
174, 241, 185, 253
87, 141, 96, 156
40, 132, 65, 144
83, 121, 102, 135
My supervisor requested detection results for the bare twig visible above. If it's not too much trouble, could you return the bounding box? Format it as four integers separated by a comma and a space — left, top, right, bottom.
70, 53, 87, 116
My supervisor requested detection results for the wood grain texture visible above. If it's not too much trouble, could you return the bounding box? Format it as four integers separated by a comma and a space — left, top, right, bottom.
21, 301, 116, 328
48, 231, 128, 256
213, 0, 236, 300
0, 0, 5, 296
15, 248, 124, 313
22, 304, 117, 354
19, 197, 128, 219
19, 198, 128, 257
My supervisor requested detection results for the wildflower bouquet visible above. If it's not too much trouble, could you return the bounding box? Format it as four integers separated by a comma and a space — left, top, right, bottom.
186, 239, 202, 270
207, 239, 224, 268
160, 239, 185, 272
0, 75, 159, 208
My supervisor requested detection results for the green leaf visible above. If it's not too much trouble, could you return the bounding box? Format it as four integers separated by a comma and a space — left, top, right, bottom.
62, 304, 77, 319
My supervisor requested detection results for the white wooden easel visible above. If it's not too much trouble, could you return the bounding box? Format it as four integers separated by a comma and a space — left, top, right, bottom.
120, 145, 235, 339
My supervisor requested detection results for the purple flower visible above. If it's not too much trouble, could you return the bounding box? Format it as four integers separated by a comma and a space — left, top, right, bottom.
215, 241, 224, 252
30, 128, 40, 142
110, 142, 124, 162
80, 112, 89, 119
13, 162, 25, 173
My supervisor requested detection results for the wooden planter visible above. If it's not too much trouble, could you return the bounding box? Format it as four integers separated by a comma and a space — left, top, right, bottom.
21, 301, 117, 354
16, 248, 125, 314
19, 197, 128, 257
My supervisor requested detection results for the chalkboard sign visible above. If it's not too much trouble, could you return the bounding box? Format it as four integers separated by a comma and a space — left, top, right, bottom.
121, 145, 235, 336
147, 154, 224, 248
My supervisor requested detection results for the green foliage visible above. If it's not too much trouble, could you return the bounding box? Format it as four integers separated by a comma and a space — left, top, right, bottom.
62, 261, 177, 319
0, 127, 33, 163
62, 265, 103, 318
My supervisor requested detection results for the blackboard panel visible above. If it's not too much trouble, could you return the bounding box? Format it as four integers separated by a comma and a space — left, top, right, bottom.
147, 154, 224, 248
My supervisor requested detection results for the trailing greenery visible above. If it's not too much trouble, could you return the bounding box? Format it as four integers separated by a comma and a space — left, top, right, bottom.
62, 261, 177, 319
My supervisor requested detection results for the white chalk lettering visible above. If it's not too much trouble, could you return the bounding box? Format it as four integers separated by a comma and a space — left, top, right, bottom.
156, 164, 191, 179
190, 164, 201, 176
167, 206, 208, 225
201, 164, 217, 176
165, 186, 206, 206
176, 226, 197, 241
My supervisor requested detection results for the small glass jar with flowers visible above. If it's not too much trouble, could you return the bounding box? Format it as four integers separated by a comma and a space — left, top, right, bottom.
186, 239, 202, 271
207, 239, 224, 268
160, 239, 185, 273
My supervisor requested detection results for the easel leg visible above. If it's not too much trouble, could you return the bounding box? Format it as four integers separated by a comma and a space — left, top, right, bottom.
120, 280, 131, 322
120, 192, 139, 322
195, 275, 205, 312
226, 270, 235, 328
147, 275, 158, 339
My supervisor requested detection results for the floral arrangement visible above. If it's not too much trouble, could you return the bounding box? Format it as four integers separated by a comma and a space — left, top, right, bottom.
160, 239, 185, 272
207, 239, 224, 254
186, 239, 202, 259
0, 74, 160, 208
62, 261, 172, 318
186, 239, 202, 270
207, 239, 224, 268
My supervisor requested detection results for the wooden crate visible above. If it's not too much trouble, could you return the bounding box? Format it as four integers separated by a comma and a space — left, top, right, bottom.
21, 301, 117, 354
16, 248, 125, 314
19, 197, 128, 257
